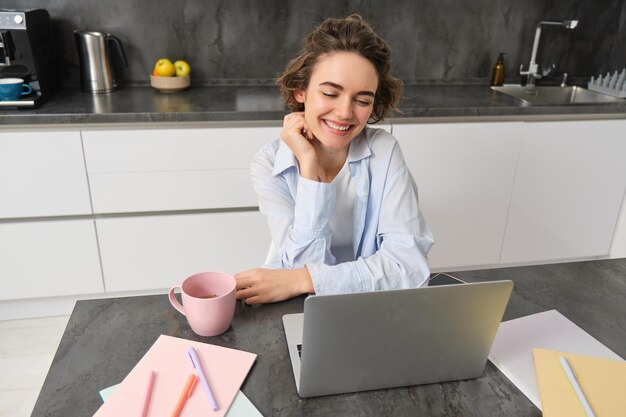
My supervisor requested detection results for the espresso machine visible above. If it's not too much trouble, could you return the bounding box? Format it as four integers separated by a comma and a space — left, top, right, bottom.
0, 8, 60, 108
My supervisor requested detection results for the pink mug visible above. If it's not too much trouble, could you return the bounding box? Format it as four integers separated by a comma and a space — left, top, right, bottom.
168, 271, 236, 336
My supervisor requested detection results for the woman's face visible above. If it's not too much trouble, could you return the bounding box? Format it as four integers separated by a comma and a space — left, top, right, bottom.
295, 52, 378, 152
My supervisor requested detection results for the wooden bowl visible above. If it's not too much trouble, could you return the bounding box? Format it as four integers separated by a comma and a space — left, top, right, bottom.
150, 75, 190, 93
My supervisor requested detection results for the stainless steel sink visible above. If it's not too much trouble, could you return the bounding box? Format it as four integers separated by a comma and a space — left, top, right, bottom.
491, 85, 623, 105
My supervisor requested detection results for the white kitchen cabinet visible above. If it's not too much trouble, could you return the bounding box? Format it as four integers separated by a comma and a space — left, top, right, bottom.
500, 120, 626, 264
82, 127, 281, 213
0, 220, 103, 300
96, 211, 270, 292
393, 122, 522, 270
0, 131, 92, 218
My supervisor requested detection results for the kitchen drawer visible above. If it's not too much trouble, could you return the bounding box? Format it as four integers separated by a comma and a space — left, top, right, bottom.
0, 131, 92, 218
501, 120, 626, 263
82, 127, 280, 213
96, 211, 270, 292
395, 122, 522, 270
0, 220, 103, 300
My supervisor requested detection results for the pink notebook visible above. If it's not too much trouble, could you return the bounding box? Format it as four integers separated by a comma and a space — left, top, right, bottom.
93, 334, 257, 417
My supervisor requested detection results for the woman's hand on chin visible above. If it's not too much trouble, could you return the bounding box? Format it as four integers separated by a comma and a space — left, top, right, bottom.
234, 267, 314, 305
280, 112, 319, 181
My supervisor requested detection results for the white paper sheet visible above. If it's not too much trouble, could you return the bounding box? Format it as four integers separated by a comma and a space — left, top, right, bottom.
488, 309, 623, 410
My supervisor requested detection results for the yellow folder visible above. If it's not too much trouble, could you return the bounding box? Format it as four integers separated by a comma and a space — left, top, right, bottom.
533, 348, 626, 417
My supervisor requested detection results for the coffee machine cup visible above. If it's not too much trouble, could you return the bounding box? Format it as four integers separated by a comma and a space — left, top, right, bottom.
74, 30, 128, 94
0, 9, 60, 108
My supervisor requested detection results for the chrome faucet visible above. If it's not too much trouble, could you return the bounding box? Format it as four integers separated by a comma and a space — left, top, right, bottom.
520, 20, 578, 87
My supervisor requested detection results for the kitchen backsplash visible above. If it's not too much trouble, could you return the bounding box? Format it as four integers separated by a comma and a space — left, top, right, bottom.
2, 0, 625, 87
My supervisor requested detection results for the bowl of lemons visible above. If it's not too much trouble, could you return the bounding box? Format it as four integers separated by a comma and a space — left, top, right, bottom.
150, 58, 190, 93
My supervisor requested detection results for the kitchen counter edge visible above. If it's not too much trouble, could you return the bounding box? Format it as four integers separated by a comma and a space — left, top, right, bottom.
1, 84, 625, 127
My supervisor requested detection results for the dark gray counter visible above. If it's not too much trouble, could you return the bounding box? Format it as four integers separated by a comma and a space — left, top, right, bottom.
2, 84, 626, 126
31, 258, 626, 417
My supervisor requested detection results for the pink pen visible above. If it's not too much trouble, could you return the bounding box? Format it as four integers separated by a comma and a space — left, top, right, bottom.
140, 370, 156, 417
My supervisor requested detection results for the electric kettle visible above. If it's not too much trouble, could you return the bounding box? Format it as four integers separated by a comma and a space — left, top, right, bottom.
74, 30, 128, 93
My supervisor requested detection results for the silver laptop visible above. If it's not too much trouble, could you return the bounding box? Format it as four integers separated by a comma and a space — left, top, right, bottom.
283, 279, 513, 397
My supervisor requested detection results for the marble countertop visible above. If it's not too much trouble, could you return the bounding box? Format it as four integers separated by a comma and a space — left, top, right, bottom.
1, 84, 626, 126
30, 258, 626, 417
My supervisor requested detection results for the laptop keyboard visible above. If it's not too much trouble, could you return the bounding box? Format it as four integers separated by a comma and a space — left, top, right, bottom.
297, 344, 302, 358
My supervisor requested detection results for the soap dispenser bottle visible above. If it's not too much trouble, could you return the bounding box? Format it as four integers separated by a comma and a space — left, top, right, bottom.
490, 53, 506, 86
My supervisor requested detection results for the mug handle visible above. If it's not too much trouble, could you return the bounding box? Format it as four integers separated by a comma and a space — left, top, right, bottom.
168, 285, 186, 316
21, 84, 32, 96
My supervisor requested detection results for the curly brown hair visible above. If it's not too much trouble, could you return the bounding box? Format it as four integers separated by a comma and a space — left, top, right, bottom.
277, 14, 402, 123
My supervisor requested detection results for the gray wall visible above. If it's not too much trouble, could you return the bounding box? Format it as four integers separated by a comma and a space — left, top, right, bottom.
2, 0, 625, 87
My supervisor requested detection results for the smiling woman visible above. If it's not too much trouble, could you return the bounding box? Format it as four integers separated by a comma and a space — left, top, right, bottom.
234, 15, 433, 305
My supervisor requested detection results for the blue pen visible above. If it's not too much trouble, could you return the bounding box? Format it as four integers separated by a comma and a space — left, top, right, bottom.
188, 346, 220, 411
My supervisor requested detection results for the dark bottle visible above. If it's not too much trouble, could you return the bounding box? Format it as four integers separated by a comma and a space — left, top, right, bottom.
490, 53, 506, 86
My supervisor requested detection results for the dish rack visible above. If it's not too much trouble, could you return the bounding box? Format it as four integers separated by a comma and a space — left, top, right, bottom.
587, 69, 626, 98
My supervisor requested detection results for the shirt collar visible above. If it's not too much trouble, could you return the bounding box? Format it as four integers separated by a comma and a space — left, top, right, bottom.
272, 140, 298, 176
271, 129, 372, 176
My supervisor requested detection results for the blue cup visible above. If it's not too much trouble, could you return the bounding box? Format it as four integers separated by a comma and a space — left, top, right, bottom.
0, 78, 33, 101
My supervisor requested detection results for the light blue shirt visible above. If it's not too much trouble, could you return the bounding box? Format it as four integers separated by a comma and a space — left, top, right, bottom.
250, 126, 434, 295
